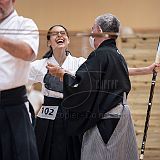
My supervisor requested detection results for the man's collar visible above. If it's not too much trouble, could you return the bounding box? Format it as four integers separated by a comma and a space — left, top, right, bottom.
0, 10, 17, 26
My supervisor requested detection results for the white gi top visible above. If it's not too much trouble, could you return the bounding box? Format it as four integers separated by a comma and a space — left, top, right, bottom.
28, 54, 86, 99
0, 10, 39, 91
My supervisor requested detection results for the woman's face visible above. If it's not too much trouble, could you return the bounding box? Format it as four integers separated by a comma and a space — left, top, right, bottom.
48, 26, 70, 50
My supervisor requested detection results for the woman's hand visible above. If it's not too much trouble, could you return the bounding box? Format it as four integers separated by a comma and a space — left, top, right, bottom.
46, 63, 65, 81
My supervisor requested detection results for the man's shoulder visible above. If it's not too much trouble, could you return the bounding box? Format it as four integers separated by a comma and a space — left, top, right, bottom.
12, 11, 37, 29
17, 16, 37, 27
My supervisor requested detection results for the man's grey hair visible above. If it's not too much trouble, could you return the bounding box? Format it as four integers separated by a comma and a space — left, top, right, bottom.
95, 13, 120, 33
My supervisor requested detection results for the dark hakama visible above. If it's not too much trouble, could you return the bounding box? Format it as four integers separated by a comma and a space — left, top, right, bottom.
0, 86, 39, 160
35, 96, 68, 160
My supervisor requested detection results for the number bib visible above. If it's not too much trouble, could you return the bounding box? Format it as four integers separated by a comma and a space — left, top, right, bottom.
37, 105, 59, 120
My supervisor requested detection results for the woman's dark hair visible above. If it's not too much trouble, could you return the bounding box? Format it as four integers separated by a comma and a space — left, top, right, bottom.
43, 49, 53, 58
47, 24, 69, 40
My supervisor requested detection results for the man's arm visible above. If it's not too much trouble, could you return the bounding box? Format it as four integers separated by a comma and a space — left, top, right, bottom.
128, 63, 160, 76
0, 36, 35, 61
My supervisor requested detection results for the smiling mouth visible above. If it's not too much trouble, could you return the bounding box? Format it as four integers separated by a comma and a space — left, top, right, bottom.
56, 39, 65, 45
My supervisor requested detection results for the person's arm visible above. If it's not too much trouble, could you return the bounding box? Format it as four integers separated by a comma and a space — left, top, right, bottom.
128, 63, 160, 76
0, 36, 35, 61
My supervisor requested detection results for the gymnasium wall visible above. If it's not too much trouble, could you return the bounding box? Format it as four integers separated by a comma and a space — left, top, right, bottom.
15, 0, 160, 31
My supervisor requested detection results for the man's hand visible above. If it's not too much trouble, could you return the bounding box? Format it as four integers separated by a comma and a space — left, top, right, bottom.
148, 63, 160, 73
154, 63, 160, 73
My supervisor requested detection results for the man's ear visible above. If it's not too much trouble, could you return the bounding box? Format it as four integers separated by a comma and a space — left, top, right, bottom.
97, 25, 103, 33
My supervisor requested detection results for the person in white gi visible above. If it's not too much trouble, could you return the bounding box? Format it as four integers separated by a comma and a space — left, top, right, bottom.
28, 24, 85, 160
0, 0, 39, 160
